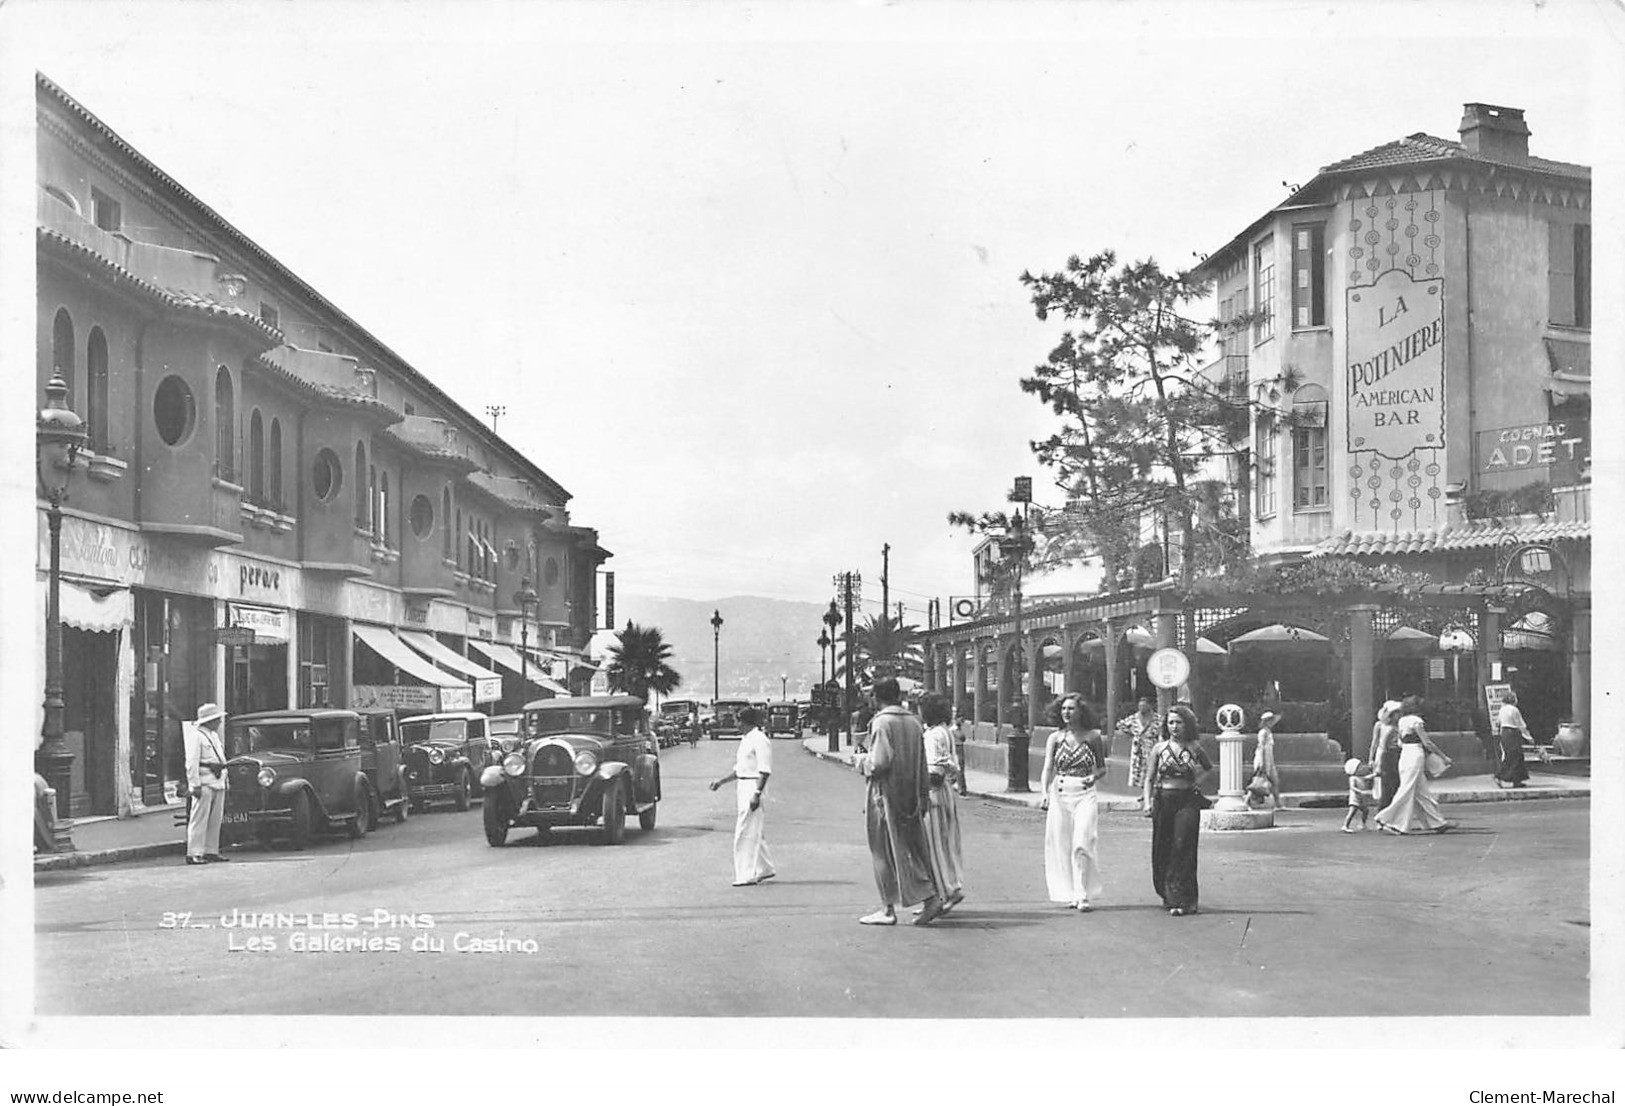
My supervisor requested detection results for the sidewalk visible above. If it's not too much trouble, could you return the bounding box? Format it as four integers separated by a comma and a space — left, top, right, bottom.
33, 800, 187, 872
799, 734, 1591, 812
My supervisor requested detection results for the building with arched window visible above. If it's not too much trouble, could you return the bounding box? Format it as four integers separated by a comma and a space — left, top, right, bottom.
33, 74, 611, 820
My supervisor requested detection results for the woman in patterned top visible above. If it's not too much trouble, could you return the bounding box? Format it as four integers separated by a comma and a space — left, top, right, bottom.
1040, 694, 1108, 911
1141, 704, 1213, 916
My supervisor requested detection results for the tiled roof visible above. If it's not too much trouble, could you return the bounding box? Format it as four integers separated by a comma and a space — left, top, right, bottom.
40, 227, 281, 346
1320, 132, 1589, 181
378, 427, 480, 471
250, 351, 403, 424
1310, 519, 1590, 558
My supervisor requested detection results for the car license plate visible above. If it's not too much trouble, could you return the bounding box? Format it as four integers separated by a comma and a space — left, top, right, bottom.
222, 811, 252, 824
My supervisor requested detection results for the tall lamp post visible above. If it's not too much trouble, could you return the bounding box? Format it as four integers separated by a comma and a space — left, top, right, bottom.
780, 673, 788, 700
1006, 478, 1032, 793
37, 371, 85, 839
824, 599, 843, 753
710, 609, 724, 703
515, 576, 539, 708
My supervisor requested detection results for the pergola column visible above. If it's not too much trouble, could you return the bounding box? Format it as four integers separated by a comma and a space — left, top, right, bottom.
952, 642, 968, 718
971, 639, 986, 733
1348, 604, 1376, 764
1061, 624, 1078, 695
1570, 604, 1590, 736
1102, 618, 1120, 733
1154, 607, 1178, 716
1027, 628, 1044, 733
995, 634, 1010, 734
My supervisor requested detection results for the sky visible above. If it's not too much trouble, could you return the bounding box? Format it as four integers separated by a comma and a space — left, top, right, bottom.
2, 0, 1617, 626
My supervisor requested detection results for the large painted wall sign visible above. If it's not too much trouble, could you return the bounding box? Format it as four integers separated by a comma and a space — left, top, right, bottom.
1343, 190, 1447, 530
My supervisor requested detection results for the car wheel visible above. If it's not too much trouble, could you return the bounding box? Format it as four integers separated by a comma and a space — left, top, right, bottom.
483, 797, 509, 847
288, 790, 313, 851
393, 786, 410, 824
454, 770, 472, 813
601, 782, 626, 846
349, 779, 370, 838
638, 801, 657, 832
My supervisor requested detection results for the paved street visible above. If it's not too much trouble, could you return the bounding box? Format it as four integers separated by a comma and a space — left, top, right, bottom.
35, 736, 1588, 1018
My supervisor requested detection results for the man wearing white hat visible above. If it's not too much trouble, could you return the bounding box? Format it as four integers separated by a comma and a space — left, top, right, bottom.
183, 702, 230, 865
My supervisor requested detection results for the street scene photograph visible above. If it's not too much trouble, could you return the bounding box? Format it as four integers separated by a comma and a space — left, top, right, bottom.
3, 0, 1622, 1082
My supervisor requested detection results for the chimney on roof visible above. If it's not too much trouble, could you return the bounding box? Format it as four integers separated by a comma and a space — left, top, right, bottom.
1459, 103, 1530, 158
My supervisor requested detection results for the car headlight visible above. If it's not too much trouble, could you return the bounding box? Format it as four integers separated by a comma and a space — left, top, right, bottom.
257, 767, 276, 788
428, 747, 444, 765
502, 752, 526, 777
573, 751, 597, 776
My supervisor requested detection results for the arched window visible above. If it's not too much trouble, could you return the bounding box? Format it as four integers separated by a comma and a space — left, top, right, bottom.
442, 486, 452, 558
380, 472, 391, 545
86, 327, 108, 452
52, 309, 75, 410
369, 465, 378, 534
214, 366, 235, 482
249, 410, 265, 502
354, 442, 367, 527
268, 419, 284, 506
455, 509, 463, 568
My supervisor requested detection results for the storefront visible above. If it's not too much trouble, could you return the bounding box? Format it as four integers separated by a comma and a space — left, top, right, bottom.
399, 630, 504, 706
222, 602, 291, 716
352, 622, 474, 715
467, 639, 562, 711
57, 582, 129, 817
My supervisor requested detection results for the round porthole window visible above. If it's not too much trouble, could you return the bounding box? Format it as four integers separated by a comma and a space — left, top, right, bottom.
312, 448, 342, 502
152, 375, 196, 446
543, 557, 559, 587
410, 494, 434, 539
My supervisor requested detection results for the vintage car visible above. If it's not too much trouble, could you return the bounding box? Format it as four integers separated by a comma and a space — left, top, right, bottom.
766, 701, 801, 738
487, 713, 523, 755
480, 694, 659, 846
356, 709, 411, 828
399, 712, 497, 812
219, 709, 372, 849
709, 698, 753, 738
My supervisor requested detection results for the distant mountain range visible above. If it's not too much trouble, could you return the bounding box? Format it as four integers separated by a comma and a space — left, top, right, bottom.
615, 594, 840, 702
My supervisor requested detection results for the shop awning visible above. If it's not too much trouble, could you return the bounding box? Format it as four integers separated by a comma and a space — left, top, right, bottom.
48, 580, 131, 634
398, 631, 505, 702
468, 639, 567, 693
353, 624, 468, 689
521, 649, 573, 695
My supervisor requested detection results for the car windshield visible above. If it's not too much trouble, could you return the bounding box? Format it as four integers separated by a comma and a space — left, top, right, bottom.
528, 710, 610, 736
227, 720, 312, 756
401, 719, 468, 745
660, 701, 695, 716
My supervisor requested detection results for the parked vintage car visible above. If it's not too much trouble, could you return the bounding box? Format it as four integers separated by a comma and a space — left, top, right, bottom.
356, 709, 411, 828
480, 694, 660, 846
487, 713, 523, 756
767, 701, 800, 738
219, 709, 372, 849
399, 712, 497, 812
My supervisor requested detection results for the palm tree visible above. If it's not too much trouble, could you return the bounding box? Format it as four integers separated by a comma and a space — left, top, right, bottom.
835, 613, 924, 683
605, 621, 682, 704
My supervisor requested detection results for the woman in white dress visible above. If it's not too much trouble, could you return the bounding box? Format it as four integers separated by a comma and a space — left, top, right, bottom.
1040, 694, 1107, 912
1374, 695, 1455, 834
918, 692, 965, 913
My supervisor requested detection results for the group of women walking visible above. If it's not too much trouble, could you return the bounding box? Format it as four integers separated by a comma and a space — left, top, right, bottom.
1367, 696, 1457, 835
1040, 694, 1213, 917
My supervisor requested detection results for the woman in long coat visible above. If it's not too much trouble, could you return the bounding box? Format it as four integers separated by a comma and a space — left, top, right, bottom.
1040, 694, 1108, 912
1141, 704, 1213, 916
856, 678, 944, 926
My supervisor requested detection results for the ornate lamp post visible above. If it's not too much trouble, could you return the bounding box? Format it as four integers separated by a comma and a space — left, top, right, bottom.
37, 370, 86, 837
780, 673, 788, 700
1004, 483, 1032, 793
515, 576, 539, 707
823, 599, 842, 752
710, 609, 724, 703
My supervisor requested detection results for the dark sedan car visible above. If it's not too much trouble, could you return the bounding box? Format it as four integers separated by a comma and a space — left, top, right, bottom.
399, 712, 496, 812
219, 709, 372, 850
479, 694, 659, 846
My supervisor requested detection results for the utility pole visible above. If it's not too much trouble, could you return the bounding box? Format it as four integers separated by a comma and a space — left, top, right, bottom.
881, 543, 890, 632
834, 571, 861, 748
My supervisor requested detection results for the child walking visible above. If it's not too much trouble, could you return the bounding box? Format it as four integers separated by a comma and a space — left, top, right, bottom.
1343, 757, 1375, 832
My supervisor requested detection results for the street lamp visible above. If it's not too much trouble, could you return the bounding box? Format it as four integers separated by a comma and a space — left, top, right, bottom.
37, 370, 85, 840
1004, 481, 1032, 793
780, 673, 788, 700
823, 599, 843, 753
710, 609, 724, 703
515, 576, 539, 707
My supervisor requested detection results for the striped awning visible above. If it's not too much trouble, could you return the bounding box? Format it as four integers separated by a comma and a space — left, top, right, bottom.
352, 624, 468, 689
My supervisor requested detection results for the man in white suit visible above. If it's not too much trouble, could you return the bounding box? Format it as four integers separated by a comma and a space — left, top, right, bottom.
183, 702, 229, 865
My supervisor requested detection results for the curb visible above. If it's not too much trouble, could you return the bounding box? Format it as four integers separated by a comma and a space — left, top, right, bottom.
34, 840, 185, 872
